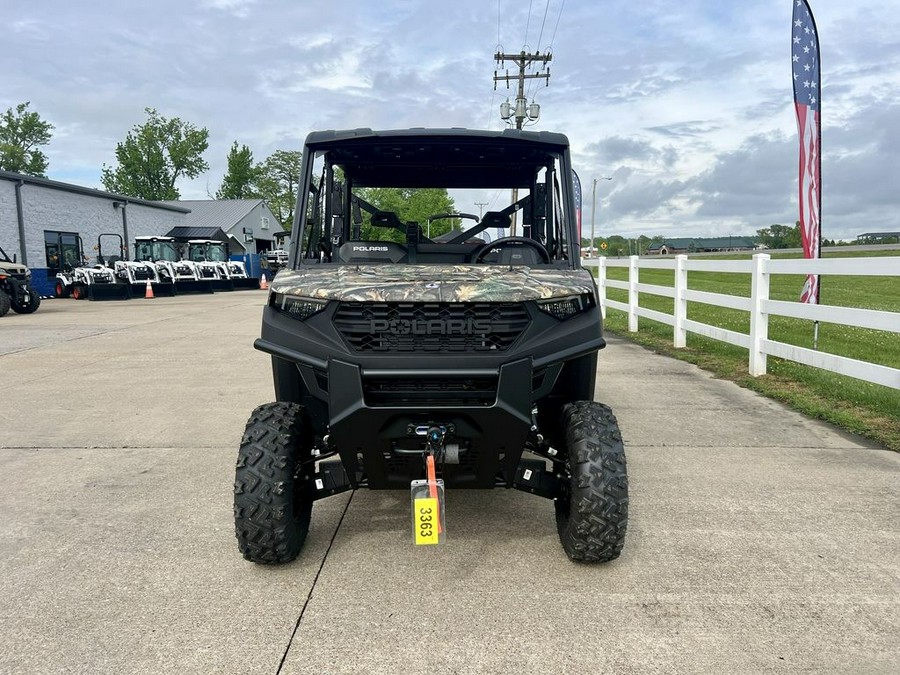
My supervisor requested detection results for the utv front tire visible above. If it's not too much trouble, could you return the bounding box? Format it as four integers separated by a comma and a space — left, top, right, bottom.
0, 290, 10, 317
555, 401, 628, 563
11, 287, 41, 314
234, 402, 315, 564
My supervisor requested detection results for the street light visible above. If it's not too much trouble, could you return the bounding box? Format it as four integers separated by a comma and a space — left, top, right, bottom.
590, 176, 613, 258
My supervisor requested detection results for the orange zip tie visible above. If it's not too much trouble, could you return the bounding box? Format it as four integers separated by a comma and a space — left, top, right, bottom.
426, 454, 443, 534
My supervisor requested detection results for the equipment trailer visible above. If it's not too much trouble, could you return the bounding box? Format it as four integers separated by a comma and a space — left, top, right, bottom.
235, 128, 628, 564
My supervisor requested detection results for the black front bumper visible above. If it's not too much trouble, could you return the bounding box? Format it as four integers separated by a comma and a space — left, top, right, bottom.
254, 300, 604, 489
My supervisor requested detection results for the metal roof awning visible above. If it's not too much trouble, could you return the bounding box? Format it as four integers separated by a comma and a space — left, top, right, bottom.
166, 226, 229, 242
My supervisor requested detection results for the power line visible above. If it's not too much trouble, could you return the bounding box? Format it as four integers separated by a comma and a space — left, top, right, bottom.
489, 0, 503, 128
523, 0, 534, 48
549, 0, 566, 48
530, 0, 560, 99
526, 0, 553, 99
536, 0, 551, 50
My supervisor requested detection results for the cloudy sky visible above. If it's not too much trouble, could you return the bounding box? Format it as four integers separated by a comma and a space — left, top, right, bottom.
5, 0, 899, 240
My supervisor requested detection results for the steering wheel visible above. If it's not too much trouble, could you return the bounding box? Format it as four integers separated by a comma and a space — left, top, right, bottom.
473, 237, 551, 264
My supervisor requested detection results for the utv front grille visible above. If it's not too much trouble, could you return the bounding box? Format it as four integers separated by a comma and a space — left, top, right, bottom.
334, 302, 529, 352
132, 268, 154, 280
363, 376, 497, 407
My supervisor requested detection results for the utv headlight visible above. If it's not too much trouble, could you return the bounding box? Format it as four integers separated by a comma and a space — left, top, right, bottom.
270, 292, 327, 320
536, 294, 595, 321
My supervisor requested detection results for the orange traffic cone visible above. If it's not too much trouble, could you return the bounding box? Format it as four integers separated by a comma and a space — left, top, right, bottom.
145, 279, 154, 299
259, 273, 268, 290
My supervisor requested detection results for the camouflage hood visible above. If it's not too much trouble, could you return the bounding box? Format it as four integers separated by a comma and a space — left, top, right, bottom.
270, 265, 596, 302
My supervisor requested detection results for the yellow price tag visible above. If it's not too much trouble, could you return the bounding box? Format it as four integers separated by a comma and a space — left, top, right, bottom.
414, 497, 439, 545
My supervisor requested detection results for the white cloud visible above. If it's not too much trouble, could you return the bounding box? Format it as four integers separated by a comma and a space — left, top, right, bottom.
3, 0, 898, 240
200, 0, 258, 17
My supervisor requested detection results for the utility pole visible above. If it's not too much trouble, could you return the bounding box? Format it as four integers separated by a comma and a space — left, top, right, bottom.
493, 50, 551, 129
590, 176, 612, 258
475, 201, 489, 219
494, 50, 551, 234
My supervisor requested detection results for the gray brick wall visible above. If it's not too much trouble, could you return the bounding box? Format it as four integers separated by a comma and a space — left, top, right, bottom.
0, 180, 19, 260
1, 177, 187, 269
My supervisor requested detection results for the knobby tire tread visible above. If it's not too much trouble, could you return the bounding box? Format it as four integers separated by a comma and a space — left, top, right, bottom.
556, 401, 629, 563
234, 402, 313, 564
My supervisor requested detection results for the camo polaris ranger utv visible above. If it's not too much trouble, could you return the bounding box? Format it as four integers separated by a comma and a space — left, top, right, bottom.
235, 128, 627, 564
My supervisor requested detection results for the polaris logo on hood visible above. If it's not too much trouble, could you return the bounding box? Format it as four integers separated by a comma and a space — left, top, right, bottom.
352, 245, 390, 252
369, 318, 492, 336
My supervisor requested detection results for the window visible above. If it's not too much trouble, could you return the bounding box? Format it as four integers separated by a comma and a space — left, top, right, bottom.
44, 231, 82, 272
261, 216, 270, 230
296, 139, 575, 266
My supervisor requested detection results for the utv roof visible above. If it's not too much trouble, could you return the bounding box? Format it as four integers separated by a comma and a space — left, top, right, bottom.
304, 127, 570, 147
304, 128, 571, 189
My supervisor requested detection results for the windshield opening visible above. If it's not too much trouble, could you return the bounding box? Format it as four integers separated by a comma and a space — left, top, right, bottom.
135, 240, 179, 262
188, 242, 227, 262
207, 244, 227, 261
295, 136, 574, 267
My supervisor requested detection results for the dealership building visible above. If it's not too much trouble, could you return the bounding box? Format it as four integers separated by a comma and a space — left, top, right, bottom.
0, 170, 280, 296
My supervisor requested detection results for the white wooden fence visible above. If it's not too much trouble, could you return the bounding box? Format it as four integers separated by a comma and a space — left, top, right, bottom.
595, 254, 900, 390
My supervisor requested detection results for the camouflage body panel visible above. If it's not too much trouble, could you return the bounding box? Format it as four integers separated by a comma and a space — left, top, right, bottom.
270, 264, 596, 302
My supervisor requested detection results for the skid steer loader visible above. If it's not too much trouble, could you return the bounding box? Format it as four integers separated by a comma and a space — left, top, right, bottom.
133, 236, 214, 294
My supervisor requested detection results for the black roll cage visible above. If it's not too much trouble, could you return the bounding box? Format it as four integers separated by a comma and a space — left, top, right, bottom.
289, 130, 580, 268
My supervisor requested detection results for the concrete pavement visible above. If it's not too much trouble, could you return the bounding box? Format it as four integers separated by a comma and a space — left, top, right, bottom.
1, 293, 897, 674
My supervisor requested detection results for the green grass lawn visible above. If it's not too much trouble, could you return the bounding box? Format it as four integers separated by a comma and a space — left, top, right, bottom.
595, 248, 900, 451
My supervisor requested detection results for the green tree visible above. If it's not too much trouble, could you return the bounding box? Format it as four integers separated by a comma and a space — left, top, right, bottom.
636, 234, 652, 255
252, 150, 302, 228
605, 235, 628, 257
216, 142, 257, 199
756, 223, 802, 249
101, 108, 209, 200
0, 102, 54, 177
356, 187, 457, 242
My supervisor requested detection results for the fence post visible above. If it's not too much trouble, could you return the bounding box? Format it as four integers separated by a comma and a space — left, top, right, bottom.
628, 255, 639, 332
674, 254, 687, 348
749, 253, 770, 376
597, 257, 607, 320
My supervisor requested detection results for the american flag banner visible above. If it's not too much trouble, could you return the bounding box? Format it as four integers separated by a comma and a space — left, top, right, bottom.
793, 0, 822, 303
572, 170, 583, 243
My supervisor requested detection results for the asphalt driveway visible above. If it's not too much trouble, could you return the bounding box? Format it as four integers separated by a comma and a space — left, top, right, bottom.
1, 293, 897, 674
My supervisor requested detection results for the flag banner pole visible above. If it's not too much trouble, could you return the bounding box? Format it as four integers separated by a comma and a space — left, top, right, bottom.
792, 0, 823, 349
